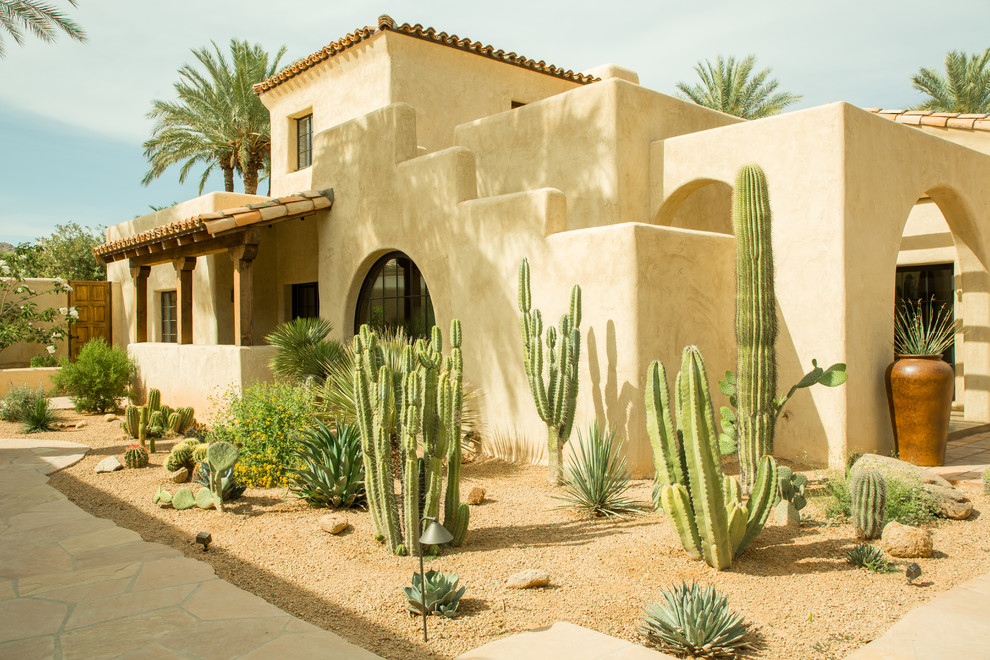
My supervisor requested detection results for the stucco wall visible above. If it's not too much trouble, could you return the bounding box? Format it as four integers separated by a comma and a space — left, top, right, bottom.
0, 278, 70, 368
0, 367, 59, 397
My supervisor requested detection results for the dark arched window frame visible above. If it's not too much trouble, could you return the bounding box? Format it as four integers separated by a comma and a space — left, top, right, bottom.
354, 251, 436, 337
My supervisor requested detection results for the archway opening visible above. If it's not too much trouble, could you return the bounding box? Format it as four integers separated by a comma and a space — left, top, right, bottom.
655, 179, 733, 235
354, 251, 435, 337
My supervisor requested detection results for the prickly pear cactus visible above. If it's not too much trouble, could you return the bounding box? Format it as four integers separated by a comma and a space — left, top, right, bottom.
172, 487, 195, 510
207, 441, 239, 512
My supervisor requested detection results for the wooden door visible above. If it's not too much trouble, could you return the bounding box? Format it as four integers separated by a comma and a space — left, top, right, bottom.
68, 281, 112, 360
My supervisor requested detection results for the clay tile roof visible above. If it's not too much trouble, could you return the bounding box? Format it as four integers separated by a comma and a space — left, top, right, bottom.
867, 108, 990, 132
93, 190, 333, 262
253, 14, 598, 95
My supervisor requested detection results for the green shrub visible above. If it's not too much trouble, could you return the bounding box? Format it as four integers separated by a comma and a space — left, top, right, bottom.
553, 422, 639, 519
265, 317, 346, 384
209, 382, 315, 488
30, 352, 59, 367
289, 420, 364, 508
846, 543, 891, 573
20, 397, 62, 433
823, 472, 940, 526
0, 384, 46, 422
52, 338, 135, 413
641, 582, 753, 658
983, 466, 990, 497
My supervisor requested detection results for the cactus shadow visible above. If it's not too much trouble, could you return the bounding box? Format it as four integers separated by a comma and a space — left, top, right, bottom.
465, 516, 655, 551
730, 527, 860, 576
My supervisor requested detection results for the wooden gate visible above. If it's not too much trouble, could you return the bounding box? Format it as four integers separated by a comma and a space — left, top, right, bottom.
68, 281, 112, 360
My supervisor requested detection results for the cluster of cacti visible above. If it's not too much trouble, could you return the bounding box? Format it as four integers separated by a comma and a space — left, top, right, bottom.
353, 320, 469, 556
165, 439, 204, 473
167, 407, 196, 435
517, 258, 582, 485
850, 469, 886, 539
722, 165, 847, 491
647, 346, 778, 570
123, 444, 149, 469
121, 388, 196, 452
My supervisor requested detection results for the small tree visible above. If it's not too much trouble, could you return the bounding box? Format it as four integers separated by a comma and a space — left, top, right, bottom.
0, 245, 76, 362
52, 338, 135, 413
20, 223, 106, 281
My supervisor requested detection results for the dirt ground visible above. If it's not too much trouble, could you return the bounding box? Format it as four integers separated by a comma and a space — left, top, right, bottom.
11, 410, 990, 660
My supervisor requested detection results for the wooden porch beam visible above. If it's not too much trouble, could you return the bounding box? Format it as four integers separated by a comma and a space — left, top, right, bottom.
229, 243, 259, 346
129, 265, 150, 343
173, 257, 196, 345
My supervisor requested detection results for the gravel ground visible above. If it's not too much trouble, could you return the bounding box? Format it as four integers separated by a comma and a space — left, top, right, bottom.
12, 411, 990, 660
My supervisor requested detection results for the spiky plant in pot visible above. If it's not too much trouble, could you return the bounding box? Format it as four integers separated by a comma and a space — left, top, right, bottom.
553, 422, 639, 519
642, 582, 753, 658
289, 420, 365, 508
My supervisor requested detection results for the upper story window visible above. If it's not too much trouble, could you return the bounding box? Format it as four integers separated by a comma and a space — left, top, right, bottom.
161, 290, 177, 343
296, 113, 313, 170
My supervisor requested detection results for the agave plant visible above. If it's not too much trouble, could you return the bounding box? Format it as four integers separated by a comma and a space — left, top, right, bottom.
265, 317, 347, 383
553, 422, 639, 519
642, 583, 753, 658
288, 420, 365, 508
404, 570, 466, 618
846, 543, 891, 574
20, 397, 62, 433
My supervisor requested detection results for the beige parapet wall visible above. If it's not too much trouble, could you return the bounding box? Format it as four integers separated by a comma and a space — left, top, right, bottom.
128, 343, 276, 417
0, 278, 69, 368
0, 367, 60, 397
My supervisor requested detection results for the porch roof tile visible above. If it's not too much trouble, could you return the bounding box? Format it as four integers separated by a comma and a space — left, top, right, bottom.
867, 108, 990, 132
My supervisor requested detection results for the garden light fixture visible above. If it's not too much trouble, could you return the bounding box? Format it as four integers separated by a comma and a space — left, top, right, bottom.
906, 562, 921, 584
417, 516, 453, 642
196, 531, 212, 551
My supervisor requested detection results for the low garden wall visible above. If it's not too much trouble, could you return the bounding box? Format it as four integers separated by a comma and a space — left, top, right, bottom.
128, 343, 276, 417
0, 367, 60, 397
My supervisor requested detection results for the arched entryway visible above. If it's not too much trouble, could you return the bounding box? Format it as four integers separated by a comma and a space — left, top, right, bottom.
353, 251, 435, 336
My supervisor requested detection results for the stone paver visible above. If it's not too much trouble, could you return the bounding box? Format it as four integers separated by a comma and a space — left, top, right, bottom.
455, 621, 676, 659
932, 429, 990, 488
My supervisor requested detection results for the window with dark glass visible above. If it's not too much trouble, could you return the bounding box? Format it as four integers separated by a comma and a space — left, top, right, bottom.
161, 290, 177, 343
296, 113, 313, 170
895, 263, 955, 365
291, 282, 319, 320
354, 252, 435, 337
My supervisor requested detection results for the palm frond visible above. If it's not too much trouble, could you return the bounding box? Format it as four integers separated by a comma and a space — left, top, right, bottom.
676, 54, 801, 119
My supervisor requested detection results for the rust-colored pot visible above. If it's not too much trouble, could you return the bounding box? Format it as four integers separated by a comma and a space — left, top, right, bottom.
884, 355, 954, 466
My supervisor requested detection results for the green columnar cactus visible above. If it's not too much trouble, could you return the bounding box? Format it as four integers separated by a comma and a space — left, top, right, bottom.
123, 444, 149, 468
850, 469, 886, 540
206, 441, 239, 512
147, 388, 161, 414
168, 407, 195, 435
124, 405, 141, 439
352, 321, 468, 555
518, 258, 582, 485
733, 164, 777, 492
646, 346, 778, 570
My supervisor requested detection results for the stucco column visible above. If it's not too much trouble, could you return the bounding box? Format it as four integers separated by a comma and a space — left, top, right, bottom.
129, 265, 150, 343
229, 244, 259, 346
173, 257, 196, 345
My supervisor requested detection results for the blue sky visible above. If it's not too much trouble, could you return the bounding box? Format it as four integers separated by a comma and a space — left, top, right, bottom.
1, 0, 987, 244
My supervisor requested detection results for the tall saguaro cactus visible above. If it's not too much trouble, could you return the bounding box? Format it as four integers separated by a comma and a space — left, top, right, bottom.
733, 164, 778, 491
353, 321, 469, 556
646, 346, 778, 571
518, 258, 582, 485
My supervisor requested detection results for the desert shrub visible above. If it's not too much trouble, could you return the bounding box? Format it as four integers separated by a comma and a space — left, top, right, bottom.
983, 466, 990, 497
404, 570, 466, 618
289, 420, 364, 508
554, 422, 639, 519
265, 317, 347, 384
30, 352, 59, 367
846, 543, 891, 573
823, 472, 940, 526
52, 338, 135, 413
20, 397, 62, 433
0, 384, 46, 422
642, 582, 753, 658
209, 382, 315, 488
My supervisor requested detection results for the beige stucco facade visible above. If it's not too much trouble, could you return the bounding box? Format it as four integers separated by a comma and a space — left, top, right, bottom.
104, 19, 990, 476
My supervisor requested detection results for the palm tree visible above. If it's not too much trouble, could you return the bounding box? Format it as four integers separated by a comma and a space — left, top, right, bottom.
912, 48, 990, 113
142, 39, 286, 195
0, 0, 85, 57
676, 55, 802, 120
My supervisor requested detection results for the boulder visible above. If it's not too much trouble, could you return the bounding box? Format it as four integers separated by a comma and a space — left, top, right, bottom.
851, 454, 972, 519
467, 486, 486, 505
506, 569, 550, 589
319, 514, 348, 535
103, 414, 119, 423
773, 500, 801, 527
169, 467, 189, 483
74, 420, 88, 430
881, 521, 933, 558
95, 457, 122, 473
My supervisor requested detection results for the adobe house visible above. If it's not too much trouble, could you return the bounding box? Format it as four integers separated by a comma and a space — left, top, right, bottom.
96, 16, 990, 476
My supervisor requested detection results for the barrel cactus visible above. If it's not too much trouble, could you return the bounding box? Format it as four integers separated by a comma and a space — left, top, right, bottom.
850, 469, 886, 540
165, 444, 194, 473
123, 444, 149, 469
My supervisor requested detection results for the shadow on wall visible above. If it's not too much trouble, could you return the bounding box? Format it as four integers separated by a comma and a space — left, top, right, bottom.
587, 320, 635, 438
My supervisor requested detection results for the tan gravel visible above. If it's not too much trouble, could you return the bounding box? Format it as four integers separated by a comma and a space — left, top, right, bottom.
10, 411, 990, 660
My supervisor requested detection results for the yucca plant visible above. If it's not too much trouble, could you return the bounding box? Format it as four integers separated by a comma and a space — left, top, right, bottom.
554, 422, 639, 519
846, 543, 892, 574
642, 583, 753, 658
20, 397, 62, 433
404, 569, 466, 618
265, 317, 347, 383
289, 420, 365, 508
0, 384, 46, 422
894, 299, 958, 356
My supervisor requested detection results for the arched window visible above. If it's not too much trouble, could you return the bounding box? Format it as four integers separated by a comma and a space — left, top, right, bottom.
354, 252, 435, 336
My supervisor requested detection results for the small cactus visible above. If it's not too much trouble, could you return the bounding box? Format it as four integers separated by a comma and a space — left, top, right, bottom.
777, 466, 808, 512
172, 487, 195, 510
165, 444, 194, 473
123, 444, 149, 469
147, 388, 161, 413
168, 407, 196, 435
192, 443, 209, 463
123, 405, 141, 439
850, 469, 886, 540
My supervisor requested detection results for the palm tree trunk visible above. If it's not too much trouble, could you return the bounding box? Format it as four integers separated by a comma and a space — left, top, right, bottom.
222, 164, 235, 192
243, 153, 260, 195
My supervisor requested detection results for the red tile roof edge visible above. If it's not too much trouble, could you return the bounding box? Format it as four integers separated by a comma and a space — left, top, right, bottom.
253, 15, 599, 95
865, 108, 990, 132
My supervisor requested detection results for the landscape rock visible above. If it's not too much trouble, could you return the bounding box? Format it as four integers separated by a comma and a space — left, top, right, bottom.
881, 521, 933, 558
319, 514, 348, 535
467, 486, 486, 505
169, 467, 189, 483
506, 569, 549, 589
95, 457, 122, 473
74, 420, 88, 429
104, 413, 119, 422
851, 454, 972, 519
773, 500, 801, 527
